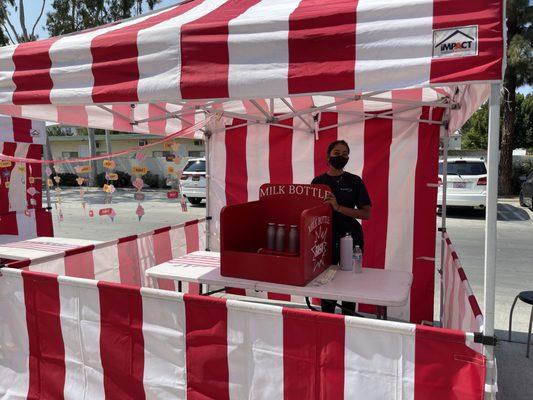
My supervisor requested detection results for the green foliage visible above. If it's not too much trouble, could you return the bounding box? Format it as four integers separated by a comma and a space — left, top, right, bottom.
461, 93, 533, 150
50, 172, 79, 186
515, 93, 533, 150
142, 171, 161, 188
47, 0, 161, 36
96, 170, 131, 188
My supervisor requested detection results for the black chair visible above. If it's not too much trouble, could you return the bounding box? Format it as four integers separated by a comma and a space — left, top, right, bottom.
508, 291, 533, 357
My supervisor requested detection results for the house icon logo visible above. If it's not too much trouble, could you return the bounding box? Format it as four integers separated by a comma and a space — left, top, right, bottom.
433, 26, 478, 59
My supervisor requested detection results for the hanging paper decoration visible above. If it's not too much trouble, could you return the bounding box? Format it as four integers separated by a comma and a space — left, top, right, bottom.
167, 189, 180, 199
135, 152, 146, 162
136, 204, 145, 221
108, 172, 118, 181
45, 166, 52, 177
103, 159, 116, 169
133, 177, 144, 191
99, 207, 116, 222
180, 195, 188, 212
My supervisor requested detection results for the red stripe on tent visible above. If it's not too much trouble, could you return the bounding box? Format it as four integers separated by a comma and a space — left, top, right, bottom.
269, 119, 293, 183
180, 0, 261, 99
468, 296, 482, 318
21, 271, 66, 400
0, 211, 19, 235
288, 0, 357, 94
457, 267, 467, 281
185, 221, 200, 252
225, 287, 246, 296
184, 295, 230, 400
117, 237, 142, 286
430, 0, 504, 84
112, 104, 133, 132
12, 39, 58, 104
148, 103, 167, 134
56, 106, 89, 128
0, 142, 17, 214
283, 308, 345, 399
26, 144, 43, 209
411, 107, 442, 323
415, 325, 485, 399
314, 112, 338, 177
153, 229, 176, 291
35, 209, 54, 237
225, 119, 248, 205
267, 292, 291, 301
184, 221, 201, 294
359, 117, 392, 315
98, 282, 145, 399
91, 2, 200, 103
64, 247, 96, 279
361, 118, 392, 267
12, 117, 33, 143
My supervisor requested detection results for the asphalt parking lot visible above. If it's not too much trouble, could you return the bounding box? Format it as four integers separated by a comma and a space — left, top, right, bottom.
435, 199, 533, 400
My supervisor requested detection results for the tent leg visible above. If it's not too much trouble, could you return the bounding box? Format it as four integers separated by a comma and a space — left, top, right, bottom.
439, 125, 449, 326
43, 136, 52, 210
205, 131, 211, 251
483, 83, 501, 399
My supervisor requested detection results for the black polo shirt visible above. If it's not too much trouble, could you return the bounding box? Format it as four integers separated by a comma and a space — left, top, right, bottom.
311, 172, 371, 250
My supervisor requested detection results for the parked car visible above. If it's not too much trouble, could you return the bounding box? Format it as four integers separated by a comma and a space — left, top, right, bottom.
519, 170, 533, 210
180, 158, 206, 205
437, 158, 487, 210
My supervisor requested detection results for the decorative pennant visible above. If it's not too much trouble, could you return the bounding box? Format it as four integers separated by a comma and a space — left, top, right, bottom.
29, 177, 35, 184
53, 176, 61, 184
135, 152, 146, 162
132, 166, 149, 175
45, 166, 52, 176
0, 161, 12, 168
133, 178, 144, 191
108, 172, 119, 181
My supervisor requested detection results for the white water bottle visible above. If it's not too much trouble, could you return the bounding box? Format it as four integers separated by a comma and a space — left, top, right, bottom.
340, 233, 353, 271
353, 245, 362, 273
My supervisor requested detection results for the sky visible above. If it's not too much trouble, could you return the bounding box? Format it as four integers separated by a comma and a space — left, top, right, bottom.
11, 1, 533, 95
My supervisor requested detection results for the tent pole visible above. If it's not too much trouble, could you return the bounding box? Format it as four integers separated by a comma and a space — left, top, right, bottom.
483, 83, 500, 399
205, 131, 211, 251
43, 136, 52, 210
439, 125, 449, 325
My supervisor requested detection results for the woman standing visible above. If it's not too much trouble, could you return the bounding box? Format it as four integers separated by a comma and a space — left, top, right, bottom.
311, 140, 372, 314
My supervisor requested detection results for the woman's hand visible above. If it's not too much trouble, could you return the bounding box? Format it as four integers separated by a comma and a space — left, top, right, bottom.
324, 192, 340, 211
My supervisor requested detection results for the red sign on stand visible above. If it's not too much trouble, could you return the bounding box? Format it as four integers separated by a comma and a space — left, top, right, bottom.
220, 183, 332, 286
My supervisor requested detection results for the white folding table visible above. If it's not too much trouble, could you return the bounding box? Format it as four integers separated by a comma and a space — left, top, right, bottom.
146, 251, 413, 319
0, 237, 103, 262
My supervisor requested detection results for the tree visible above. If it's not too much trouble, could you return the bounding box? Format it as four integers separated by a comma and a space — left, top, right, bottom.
515, 93, 533, 151
0, 0, 47, 45
499, 0, 533, 195
461, 102, 489, 150
47, 0, 161, 36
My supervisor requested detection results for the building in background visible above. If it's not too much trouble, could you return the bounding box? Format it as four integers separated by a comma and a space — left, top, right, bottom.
48, 134, 205, 181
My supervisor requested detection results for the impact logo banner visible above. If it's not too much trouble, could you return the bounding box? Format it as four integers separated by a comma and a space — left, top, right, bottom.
433, 26, 478, 58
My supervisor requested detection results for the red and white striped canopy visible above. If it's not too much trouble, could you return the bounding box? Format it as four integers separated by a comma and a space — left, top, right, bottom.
0, 0, 503, 136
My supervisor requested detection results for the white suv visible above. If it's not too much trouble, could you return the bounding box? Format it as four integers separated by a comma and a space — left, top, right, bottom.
180, 158, 206, 205
437, 158, 487, 210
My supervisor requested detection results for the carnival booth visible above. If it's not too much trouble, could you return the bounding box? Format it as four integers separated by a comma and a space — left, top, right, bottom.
0, 0, 504, 398
0, 116, 53, 243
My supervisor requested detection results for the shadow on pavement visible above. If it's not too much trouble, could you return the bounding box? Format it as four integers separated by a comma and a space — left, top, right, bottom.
439, 203, 531, 221
494, 329, 533, 400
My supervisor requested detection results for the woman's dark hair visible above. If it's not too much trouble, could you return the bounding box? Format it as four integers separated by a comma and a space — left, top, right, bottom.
327, 140, 350, 155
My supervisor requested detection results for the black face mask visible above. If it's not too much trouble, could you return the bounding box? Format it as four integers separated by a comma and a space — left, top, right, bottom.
329, 155, 349, 170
